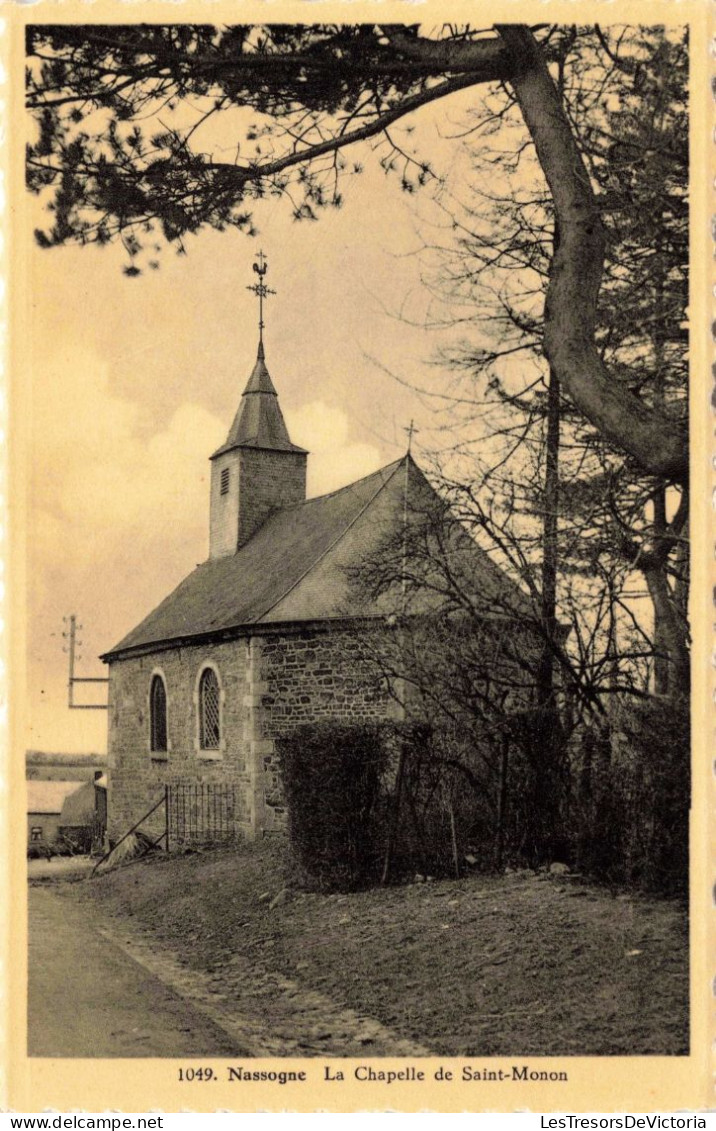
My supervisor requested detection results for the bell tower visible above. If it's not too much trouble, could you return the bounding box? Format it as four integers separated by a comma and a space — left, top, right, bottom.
209, 254, 307, 559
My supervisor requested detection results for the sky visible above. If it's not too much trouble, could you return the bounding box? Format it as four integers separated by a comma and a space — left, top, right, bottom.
17, 21, 690, 756
22, 86, 487, 754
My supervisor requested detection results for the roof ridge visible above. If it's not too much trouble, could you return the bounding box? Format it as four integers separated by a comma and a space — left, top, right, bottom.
273, 456, 406, 514
254, 455, 407, 624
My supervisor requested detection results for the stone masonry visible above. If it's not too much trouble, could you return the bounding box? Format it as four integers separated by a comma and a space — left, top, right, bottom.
107, 639, 252, 841
107, 622, 400, 843
210, 446, 306, 558
257, 625, 400, 829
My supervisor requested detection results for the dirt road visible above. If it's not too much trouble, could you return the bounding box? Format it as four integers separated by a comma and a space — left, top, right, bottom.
28, 884, 243, 1057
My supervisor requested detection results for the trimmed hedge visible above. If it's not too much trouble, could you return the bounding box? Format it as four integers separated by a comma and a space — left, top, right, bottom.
276, 701, 689, 896
277, 722, 389, 890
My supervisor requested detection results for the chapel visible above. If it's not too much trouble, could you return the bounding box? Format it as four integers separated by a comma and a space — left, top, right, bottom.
102, 258, 526, 846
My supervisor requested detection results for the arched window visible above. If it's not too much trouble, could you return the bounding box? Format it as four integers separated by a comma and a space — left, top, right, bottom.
199, 667, 221, 750
150, 674, 168, 753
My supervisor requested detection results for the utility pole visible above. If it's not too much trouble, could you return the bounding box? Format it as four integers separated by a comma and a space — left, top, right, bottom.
62, 614, 109, 710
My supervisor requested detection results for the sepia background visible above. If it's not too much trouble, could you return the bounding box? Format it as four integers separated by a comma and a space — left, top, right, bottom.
26, 101, 477, 753
10, 0, 713, 1113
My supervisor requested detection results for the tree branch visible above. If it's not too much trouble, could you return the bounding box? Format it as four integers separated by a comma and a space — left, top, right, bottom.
495, 24, 688, 485
203, 74, 487, 184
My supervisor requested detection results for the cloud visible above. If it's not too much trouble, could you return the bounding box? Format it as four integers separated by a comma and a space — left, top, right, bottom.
27, 365, 382, 750
285, 400, 382, 496
31, 345, 225, 576
28, 346, 227, 750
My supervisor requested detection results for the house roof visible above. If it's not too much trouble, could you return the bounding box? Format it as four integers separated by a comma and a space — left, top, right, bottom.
27, 780, 84, 816
211, 342, 306, 458
59, 779, 98, 826
104, 456, 531, 661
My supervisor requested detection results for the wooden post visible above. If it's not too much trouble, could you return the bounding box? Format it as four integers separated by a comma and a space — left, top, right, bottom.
447, 790, 460, 880
494, 736, 510, 871
381, 743, 406, 885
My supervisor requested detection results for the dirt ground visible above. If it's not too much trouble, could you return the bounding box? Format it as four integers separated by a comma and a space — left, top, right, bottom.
28, 884, 243, 1057
27, 855, 95, 881
56, 840, 689, 1057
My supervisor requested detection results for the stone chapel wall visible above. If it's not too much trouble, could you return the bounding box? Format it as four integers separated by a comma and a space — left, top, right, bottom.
107, 639, 251, 841
256, 623, 400, 829
236, 447, 307, 547
107, 622, 401, 843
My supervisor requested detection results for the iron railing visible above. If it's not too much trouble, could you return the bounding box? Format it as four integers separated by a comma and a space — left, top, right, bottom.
166, 782, 238, 848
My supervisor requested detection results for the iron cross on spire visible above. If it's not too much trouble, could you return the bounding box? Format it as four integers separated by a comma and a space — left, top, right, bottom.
404, 419, 419, 455
247, 250, 276, 346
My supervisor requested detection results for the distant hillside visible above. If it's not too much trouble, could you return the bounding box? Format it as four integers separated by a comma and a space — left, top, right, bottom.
26, 750, 107, 782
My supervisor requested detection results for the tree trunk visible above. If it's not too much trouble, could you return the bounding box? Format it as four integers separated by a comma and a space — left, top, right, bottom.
642, 230, 689, 702
530, 362, 567, 862
381, 741, 406, 885
535, 369, 560, 710
644, 564, 690, 701
495, 25, 688, 485
650, 490, 672, 697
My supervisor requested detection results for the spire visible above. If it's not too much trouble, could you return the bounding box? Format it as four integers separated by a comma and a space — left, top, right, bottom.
243, 339, 277, 395
220, 341, 304, 453
211, 253, 305, 458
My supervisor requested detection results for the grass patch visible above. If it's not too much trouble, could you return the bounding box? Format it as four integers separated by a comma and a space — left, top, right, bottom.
64, 839, 688, 1056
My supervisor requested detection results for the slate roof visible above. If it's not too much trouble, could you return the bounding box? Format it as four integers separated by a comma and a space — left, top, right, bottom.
59, 779, 100, 826
211, 343, 306, 458
104, 456, 531, 661
27, 780, 84, 815
59, 782, 104, 827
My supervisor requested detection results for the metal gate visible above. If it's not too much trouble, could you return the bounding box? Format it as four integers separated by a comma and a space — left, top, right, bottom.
166, 783, 238, 848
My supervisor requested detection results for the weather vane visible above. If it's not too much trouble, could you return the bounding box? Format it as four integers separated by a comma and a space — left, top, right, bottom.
247, 250, 276, 346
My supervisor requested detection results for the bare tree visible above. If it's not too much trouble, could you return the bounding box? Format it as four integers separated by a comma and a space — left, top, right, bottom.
408, 25, 688, 700
26, 23, 688, 483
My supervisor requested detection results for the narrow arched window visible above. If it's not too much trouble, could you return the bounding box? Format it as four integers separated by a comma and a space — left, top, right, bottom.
150, 674, 167, 753
199, 667, 220, 750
